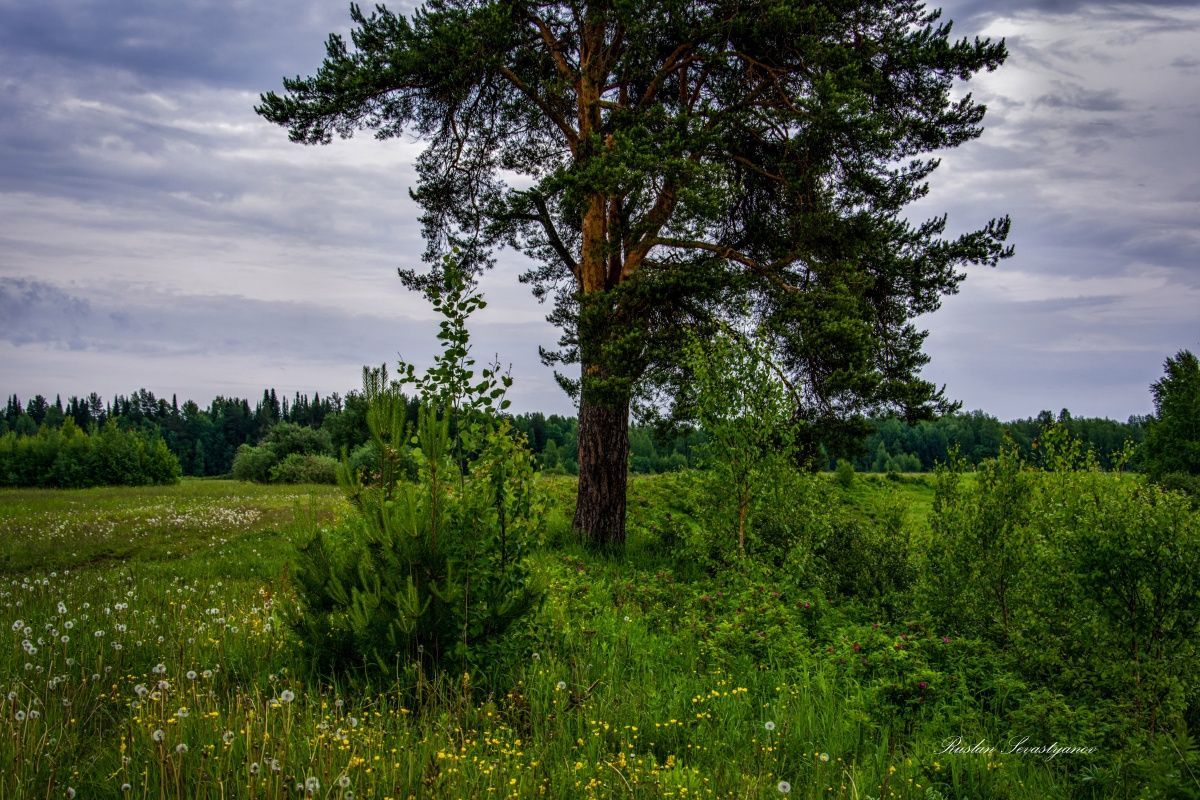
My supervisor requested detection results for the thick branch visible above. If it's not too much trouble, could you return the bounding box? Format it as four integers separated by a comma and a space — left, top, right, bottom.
524, 9, 578, 83
531, 193, 581, 280
651, 237, 804, 292
638, 43, 697, 110
497, 66, 580, 152
620, 184, 679, 279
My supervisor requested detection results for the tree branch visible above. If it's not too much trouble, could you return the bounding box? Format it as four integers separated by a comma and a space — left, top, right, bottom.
497, 66, 580, 152
523, 9, 578, 84
638, 43, 697, 110
530, 193, 581, 281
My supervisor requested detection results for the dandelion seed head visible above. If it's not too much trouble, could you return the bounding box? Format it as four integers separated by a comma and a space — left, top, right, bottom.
764, 721, 776, 731
778, 780, 792, 794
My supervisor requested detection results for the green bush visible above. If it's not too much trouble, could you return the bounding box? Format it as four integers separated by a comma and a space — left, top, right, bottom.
917, 428, 1200, 761
268, 452, 339, 484
833, 458, 855, 488
0, 419, 180, 488
230, 443, 276, 482
262, 421, 333, 459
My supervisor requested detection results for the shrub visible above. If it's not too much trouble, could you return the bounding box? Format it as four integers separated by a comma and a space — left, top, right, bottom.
230, 444, 275, 483
834, 458, 855, 488
289, 256, 542, 687
268, 453, 338, 484
684, 328, 800, 557
262, 421, 333, 459
918, 427, 1200, 750
0, 419, 180, 487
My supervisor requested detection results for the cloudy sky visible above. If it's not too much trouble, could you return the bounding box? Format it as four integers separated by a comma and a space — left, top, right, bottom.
1, 0, 1196, 420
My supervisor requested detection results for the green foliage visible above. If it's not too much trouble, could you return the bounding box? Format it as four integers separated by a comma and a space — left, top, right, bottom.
268, 453, 340, 484
918, 427, 1200, 761
685, 329, 800, 556
230, 443, 275, 482
231, 421, 338, 483
290, 257, 542, 685
3, 462, 1199, 798
1145, 349, 1200, 486
834, 458, 856, 488
0, 418, 180, 488
261, 421, 333, 459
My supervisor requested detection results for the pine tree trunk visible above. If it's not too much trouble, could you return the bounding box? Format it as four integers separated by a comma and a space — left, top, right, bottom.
573, 391, 629, 550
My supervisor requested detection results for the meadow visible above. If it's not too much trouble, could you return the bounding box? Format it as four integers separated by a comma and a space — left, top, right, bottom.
0, 465, 1196, 799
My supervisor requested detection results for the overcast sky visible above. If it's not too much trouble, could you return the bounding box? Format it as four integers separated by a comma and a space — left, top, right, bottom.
1, 0, 1196, 420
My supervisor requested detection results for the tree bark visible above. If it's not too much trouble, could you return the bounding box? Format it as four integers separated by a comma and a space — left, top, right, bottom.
573, 391, 629, 549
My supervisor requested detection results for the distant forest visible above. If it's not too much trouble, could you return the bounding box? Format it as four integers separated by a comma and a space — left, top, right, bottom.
2, 389, 1148, 478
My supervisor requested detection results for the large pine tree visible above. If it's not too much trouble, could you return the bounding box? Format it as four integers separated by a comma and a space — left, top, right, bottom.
258, 0, 1012, 548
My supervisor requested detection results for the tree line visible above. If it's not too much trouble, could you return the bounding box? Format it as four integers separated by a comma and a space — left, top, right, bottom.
1, 388, 1151, 480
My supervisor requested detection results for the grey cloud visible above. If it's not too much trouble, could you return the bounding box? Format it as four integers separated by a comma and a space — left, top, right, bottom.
1034, 83, 1126, 112
0, 277, 571, 412
944, 0, 1199, 27
0, 1, 348, 90
0, 277, 537, 364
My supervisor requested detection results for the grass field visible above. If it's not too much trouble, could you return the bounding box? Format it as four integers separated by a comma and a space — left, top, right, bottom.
0, 473, 1175, 799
